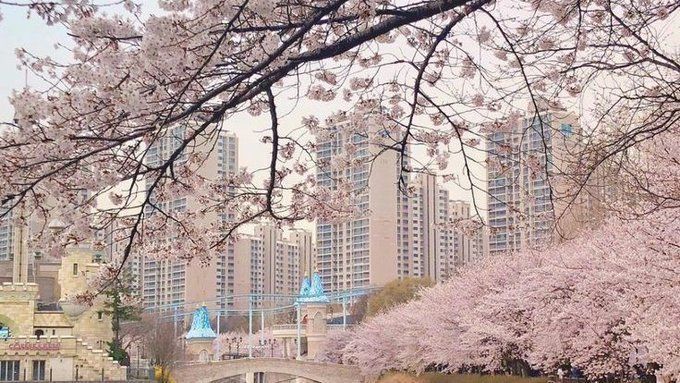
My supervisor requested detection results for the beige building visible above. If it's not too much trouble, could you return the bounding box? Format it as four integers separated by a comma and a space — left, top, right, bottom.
136, 127, 314, 312
486, 104, 604, 254
315, 121, 401, 292
232, 225, 314, 309
289, 229, 315, 285
0, 247, 126, 381
316, 121, 486, 292
400, 175, 487, 281
136, 127, 239, 311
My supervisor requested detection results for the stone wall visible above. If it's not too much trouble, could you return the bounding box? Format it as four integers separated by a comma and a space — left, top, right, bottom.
56, 248, 113, 347
0, 282, 39, 335
0, 335, 127, 381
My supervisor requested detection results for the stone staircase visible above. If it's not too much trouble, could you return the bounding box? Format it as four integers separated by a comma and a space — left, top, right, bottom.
73, 338, 127, 381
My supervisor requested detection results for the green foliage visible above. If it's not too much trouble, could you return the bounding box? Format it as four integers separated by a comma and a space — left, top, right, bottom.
103, 270, 141, 366
350, 295, 369, 323
106, 340, 129, 366
367, 277, 435, 317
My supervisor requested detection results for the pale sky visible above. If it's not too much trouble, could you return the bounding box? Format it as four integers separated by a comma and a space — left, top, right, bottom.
5, 2, 610, 233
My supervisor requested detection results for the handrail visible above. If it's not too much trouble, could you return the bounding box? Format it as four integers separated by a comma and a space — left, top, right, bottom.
142, 285, 382, 319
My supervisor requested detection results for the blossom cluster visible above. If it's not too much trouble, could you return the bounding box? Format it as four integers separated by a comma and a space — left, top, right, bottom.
0, 0, 676, 297
320, 207, 679, 380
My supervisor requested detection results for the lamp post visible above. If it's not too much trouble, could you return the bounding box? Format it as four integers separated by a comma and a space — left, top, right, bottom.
342, 297, 347, 329
260, 310, 265, 346
248, 296, 253, 358
216, 311, 221, 359
296, 303, 301, 359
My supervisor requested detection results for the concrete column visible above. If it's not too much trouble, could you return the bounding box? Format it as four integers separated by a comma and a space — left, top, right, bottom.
296, 304, 301, 359
245, 372, 255, 383
11, 205, 28, 284
305, 303, 328, 360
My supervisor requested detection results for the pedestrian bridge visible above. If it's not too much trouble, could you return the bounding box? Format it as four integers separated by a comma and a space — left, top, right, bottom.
173, 358, 363, 383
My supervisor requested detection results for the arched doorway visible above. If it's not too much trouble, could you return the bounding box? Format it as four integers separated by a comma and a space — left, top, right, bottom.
198, 349, 210, 363
34, 329, 44, 339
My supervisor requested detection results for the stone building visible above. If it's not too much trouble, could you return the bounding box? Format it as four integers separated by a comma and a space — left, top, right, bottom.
0, 247, 126, 381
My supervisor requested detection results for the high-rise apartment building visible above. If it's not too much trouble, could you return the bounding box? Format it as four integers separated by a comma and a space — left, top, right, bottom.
316, 121, 486, 292
402, 175, 487, 281
448, 200, 487, 267
136, 127, 313, 311
232, 225, 312, 309
486, 106, 580, 254
138, 126, 239, 310
316, 121, 402, 292
0, 208, 15, 263
289, 228, 315, 283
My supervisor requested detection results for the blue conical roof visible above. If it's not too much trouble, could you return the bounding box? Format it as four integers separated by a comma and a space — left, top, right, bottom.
186, 306, 217, 339
296, 272, 329, 303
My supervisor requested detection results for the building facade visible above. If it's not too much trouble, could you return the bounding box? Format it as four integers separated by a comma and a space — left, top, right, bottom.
315, 121, 401, 292
134, 125, 315, 311
0, 247, 126, 381
232, 225, 313, 309
315, 121, 486, 292
401, 175, 487, 281
136, 127, 239, 311
0, 208, 15, 263
486, 106, 582, 254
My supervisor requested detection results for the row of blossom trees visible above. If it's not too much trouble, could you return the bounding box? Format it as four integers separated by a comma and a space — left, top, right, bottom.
321, 207, 679, 380
319, 133, 680, 381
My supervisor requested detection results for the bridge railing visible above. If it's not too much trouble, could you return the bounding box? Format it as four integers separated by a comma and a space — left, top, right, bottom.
327, 324, 353, 330
272, 323, 353, 331
272, 324, 299, 331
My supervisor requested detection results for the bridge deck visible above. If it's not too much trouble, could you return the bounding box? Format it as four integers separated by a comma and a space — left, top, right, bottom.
173, 358, 362, 383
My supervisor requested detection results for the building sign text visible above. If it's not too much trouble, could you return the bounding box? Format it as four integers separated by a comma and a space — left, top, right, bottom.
8, 342, 61, 351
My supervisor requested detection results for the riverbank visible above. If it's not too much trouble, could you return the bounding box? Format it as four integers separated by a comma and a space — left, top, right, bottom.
378, 372, 550, 383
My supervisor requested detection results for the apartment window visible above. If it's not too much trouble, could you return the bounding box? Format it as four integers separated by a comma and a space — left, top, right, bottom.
32, 361, 45, 381
72, 263, 79, 276
0, 360, 20, 381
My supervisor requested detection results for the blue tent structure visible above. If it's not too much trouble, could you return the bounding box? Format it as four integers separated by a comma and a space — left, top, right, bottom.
296, 272, 329, 304
185, 306, 217, 339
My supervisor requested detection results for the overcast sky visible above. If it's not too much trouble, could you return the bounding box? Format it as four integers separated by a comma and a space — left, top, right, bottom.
3, 3, 612, 231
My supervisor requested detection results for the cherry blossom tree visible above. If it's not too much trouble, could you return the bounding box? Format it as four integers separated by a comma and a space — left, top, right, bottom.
0, 0, 677, 290
315, 329, 355, 364
334, 203, 678, 380
323, 115, 680, 379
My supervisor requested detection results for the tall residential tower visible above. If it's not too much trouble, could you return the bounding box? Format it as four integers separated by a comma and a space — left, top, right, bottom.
486, 106, 580, 254
315, 120, 486, 292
